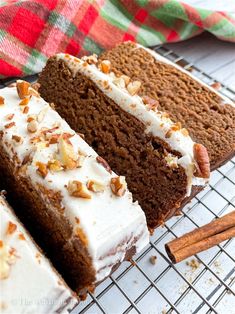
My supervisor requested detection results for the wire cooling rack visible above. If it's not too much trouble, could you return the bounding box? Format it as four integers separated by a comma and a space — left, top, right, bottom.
0, 46, 234, 314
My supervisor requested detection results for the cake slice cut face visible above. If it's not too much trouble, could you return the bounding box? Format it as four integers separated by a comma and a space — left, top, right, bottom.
38, 54, 210, 229
99, 42, 235, 170
0, 83, 149, 293
0, 194, 78, 313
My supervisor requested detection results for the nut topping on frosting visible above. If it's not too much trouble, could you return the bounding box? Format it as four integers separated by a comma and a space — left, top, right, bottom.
82, 54, 98, 65
113, 76, 126, 89
36, 162, 48, 178
4, 122, 15, 129
120, 75, 130, 86
87, 180, 105, 193
58, 138, 78, 170
27, 120, 38, 133
96, 156, 112, 173
193, 143, 210, 179
16, 80, 30, 99
12, 135, 23, 145
47, 160, 63, 172
19, 97, 30, 106
142, 96, 159, 111
165, 154, 178, 169
6, 222, 17, 235
23, 106, 29, 114
0, 96, 5, 106
5, 113, 14, 121
171, 122, 182, 131
67, 180, 92, 199
127, 81, 141, 96
181, 128, 189, 136
0, 241, 17, 280
110, 176, 126, 197
100, 60, 111, 74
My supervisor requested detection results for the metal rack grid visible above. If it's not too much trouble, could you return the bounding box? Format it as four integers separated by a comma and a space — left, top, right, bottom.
0, 46, 234, 314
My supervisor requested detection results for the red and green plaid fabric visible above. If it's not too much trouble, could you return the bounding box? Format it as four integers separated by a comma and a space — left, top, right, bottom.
0, 0, 235, 78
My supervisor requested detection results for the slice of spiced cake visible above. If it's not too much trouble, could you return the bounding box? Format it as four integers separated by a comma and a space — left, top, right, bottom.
99, 42, 235, 170
0, 193, 78, 314
0, 82, 149, 293
38, 54, 210, 229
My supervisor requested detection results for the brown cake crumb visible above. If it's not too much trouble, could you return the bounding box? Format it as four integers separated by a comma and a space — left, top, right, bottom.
149, 255, 157, 265
186, 258, 200, 270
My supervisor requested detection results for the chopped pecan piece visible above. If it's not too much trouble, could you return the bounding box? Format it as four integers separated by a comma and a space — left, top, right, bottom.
5, 113, 14, 121
19, 97, 30, 106
47, 160, 63, 172
58, 138, 78, 170
127, 81, 141, 96
0, 96, 5, 105
87, 180, 105, 193
0, 242, 17, 279
110, 176, 126, 197
193, 143, 210, 179
211, 82, 221, 90
113, 77, 126, 89
4, 122, 15, 129
100, 60, 111, 74
36, 162, 48, 178
96, 156, 112, 173
12, 135, 23, 145
16, 80, 30, 99
67, 180, 92, 199
142, 96, 159, 111
6, 222, 17, 235
27, 120, 38, 133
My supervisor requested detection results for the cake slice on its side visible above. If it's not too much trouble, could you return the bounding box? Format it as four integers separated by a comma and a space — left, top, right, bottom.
0, 194, 78, 314
38, 54, 210, 229
99, 42, 235, 170
0, 83, 149, 294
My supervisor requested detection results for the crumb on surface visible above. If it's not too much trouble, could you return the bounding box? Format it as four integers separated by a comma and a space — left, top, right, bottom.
149, 255, 157, 265
186, 258, 200, 270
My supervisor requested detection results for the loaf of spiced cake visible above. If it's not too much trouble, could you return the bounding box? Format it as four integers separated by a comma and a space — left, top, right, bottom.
38, 54, 210, 229
0, 82, 149, 293
0, 194, 78, 313
99, 42, 235, 170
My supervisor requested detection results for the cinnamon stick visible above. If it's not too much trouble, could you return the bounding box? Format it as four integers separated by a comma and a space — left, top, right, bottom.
165, 211, 235, 263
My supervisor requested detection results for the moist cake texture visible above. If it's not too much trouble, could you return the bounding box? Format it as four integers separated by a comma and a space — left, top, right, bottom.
0, 83, 149, 292
100, 42, 235, 170
0, 194, 78, 314
38, 54, 209, 228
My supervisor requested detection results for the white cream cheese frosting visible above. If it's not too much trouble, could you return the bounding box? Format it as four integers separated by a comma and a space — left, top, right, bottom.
56, 53, 209, 195
0, 85, 149, 284
0, 195, 78, 314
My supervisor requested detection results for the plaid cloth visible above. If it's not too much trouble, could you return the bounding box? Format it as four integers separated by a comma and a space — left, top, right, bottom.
0, 0, 235, 78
